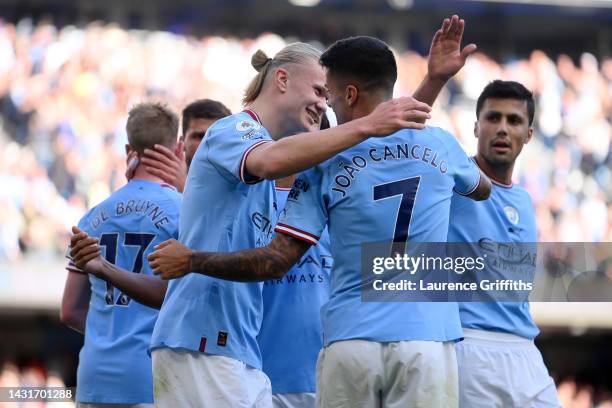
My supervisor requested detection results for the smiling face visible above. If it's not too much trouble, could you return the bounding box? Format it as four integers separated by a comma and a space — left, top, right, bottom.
278, 60, 328, 134
475, 98, 533, 168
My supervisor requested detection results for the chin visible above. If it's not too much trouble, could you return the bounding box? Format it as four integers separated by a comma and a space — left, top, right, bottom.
488, 154, 514, 166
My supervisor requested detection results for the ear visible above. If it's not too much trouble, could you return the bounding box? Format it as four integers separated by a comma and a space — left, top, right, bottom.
474, 121, 479, 139
524, 127, 534, 145
273, 67, 289, 93
346, 84, 359, 107
125, 144, 132, 155
175, 140, 185, 159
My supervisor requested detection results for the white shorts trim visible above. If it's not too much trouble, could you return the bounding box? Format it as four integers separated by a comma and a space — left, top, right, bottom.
462, 327, 533, 344
272, 392, 316, 408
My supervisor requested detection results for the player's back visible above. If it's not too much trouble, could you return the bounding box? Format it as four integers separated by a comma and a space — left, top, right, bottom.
74, 179, 180, 404
279, 126, 481, 345
449, 180, 539, 339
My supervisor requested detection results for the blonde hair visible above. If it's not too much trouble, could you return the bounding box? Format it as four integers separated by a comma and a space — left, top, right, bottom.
242, 42, 322, 105
126, 102, 179, 155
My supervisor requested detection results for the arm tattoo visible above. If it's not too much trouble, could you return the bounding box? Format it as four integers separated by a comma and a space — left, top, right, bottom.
189, 234, 311, 282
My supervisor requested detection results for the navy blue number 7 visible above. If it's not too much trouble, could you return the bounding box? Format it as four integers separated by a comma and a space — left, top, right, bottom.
373, 176, 421, 254
98, 232, 156, 306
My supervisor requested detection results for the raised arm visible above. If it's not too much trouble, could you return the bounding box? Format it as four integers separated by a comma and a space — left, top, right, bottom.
246, 97, 431, 180
413, 15, 477, 107
70, 227, 168, 309
148, 234, 311, 282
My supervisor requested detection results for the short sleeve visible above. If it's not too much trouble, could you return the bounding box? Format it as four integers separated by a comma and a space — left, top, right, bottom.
445, 133, 480, 196
205, 113, 273, 184
275, 166, 328, 246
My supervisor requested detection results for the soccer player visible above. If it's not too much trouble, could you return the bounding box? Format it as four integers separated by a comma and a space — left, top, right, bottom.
70, 99, 231, 312
258, 114, 333, 408
448, 80, 561, 407
148, 36, 491, 408
139, 42, 430, 408
60, 102, 182, 407
258, 16, 476, 408
126, 99, 231, 191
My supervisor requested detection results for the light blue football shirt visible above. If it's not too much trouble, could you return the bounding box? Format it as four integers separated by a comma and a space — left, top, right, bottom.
150, 110, 277, 370
69, 179, 181, 404
275, 126, 481, 345
258, 187, 332, 395
448, 176, 540, 339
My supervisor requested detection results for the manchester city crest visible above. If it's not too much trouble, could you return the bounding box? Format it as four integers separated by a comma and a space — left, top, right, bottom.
503, 205, 519, 225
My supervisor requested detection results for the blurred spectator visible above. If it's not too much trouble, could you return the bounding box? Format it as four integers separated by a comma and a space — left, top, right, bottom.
0, 361, 74, 407
0, 19, 610, 259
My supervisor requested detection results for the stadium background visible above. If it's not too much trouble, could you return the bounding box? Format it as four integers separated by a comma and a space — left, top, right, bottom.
0, 0, 611, 406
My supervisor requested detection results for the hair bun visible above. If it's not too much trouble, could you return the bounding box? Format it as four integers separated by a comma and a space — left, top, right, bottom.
251, 49, 272, 72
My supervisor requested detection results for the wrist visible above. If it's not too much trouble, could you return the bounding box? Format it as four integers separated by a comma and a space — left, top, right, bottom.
425, 72, 451, 85
186, 250, 195, 274
351, 116, 374, 139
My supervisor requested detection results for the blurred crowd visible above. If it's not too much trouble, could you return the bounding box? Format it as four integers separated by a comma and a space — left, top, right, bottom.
0, 361, 73, 408
0, 18, 611, 406
0, 18, 611, 264
1, 360, 612, 408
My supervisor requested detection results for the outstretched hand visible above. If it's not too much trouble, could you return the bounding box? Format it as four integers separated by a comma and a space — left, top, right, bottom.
427, 15, 477, 81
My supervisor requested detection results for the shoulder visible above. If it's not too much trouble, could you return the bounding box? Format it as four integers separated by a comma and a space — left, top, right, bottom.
207, 112, 268, 141
508, 184, 534, 206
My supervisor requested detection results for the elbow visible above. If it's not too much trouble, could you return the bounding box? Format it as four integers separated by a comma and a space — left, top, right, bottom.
60, 307, 78, 328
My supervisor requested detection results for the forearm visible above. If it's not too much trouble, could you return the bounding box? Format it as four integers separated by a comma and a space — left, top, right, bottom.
64, 309, 87, 334
60, 271, 90, 334
249, 119, 369, 179
100, 262, 167, 309
188, 247, 293, 282
412, 74, 448, 108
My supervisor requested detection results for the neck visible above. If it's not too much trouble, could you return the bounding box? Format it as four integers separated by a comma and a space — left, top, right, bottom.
352, 92, 390, 120
475, 155, 514, 186
247, 98, 283, 140
131, 165, 165, 184
275, 175, 296, 189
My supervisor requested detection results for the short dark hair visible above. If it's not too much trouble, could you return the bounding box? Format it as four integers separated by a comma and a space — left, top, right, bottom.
181, 99, 231, 135
127, 102, 178, 154
320, 36, 397, 93
476, 80, 535, 125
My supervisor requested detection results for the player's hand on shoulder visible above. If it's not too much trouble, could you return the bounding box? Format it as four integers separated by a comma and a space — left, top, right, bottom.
148, 239, 193, 280
141, 143, 187, 192
69, 226, 105, 277
366, 97, 431, 136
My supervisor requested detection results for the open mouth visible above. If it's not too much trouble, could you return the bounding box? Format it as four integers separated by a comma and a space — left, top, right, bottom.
306, 108, 320, 125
